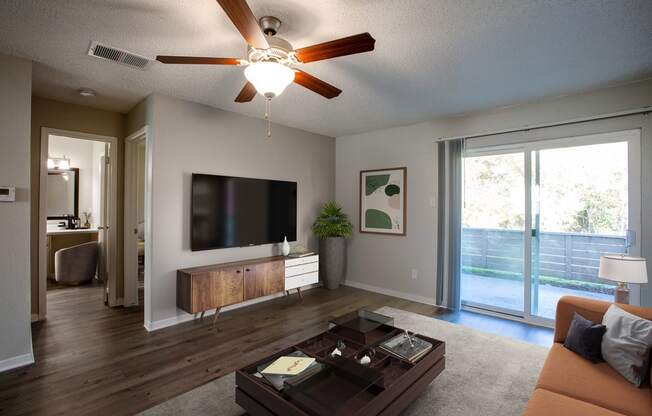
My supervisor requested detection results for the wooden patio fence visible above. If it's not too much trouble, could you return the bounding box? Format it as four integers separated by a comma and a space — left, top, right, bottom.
461, 228, 626, 284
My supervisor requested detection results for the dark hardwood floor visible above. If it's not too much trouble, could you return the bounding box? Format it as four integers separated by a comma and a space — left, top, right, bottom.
0, 285, 441, 416
436, 309, 553, 347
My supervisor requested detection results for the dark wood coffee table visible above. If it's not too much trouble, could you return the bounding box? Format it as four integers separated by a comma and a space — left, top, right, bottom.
235, 311, 445, 416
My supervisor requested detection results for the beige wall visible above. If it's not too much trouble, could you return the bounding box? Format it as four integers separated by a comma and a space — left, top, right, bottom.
336, 78, 652, 307
30, 97, 126, 317
125, 97, 148, 137
141, 94, 335, 327
0, 55, 33, 369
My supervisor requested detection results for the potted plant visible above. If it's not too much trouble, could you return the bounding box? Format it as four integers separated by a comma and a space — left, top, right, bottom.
312, 202, 353, 289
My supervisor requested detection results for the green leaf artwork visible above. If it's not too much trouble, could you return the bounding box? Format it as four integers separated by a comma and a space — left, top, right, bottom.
360, 168, 406, 235
365, 209, 392, 229
365, 174, 390, 196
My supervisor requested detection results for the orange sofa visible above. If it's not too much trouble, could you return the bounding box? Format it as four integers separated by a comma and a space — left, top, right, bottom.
524, 296, 652, 416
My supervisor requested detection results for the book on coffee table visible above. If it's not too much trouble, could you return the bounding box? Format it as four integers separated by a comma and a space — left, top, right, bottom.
256, 350, 324, 391
262, 356, 315, 376
379, 333, 432, 363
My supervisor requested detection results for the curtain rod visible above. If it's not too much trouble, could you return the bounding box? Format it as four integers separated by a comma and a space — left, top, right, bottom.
436, 106, 652, 142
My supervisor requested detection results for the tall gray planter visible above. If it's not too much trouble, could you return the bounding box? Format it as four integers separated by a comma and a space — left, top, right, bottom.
319, 237, 346, 290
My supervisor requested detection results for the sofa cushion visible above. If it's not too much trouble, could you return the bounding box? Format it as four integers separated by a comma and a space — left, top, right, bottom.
524, 388, 625, 416
537, 343, 652, 416
564, 312, 606, 363
602, 304, 652, 387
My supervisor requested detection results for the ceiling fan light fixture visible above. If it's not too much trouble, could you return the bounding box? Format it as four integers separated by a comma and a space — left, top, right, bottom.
78, 88, 96, 97
244, 61, 295, 99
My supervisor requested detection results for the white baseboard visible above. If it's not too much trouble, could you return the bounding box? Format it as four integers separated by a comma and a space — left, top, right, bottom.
0, 352, 34, 373
343, 280, 438, 307
144, 283, 321, 332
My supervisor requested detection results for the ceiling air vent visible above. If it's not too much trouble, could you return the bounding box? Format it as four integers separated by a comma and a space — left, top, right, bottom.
87, 41, 151, 70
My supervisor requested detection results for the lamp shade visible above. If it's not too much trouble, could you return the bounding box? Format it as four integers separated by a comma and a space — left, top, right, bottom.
598, 254, 648, 284
244, 62, 295, 99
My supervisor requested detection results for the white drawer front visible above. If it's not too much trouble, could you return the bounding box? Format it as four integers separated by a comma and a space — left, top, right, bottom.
300, 271, 319, 285
285, 271, 319, 290
285, 255, 319, 267
285, 261, 319, 277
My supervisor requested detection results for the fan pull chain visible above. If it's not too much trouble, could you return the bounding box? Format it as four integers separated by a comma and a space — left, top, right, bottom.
264, 97, 272, 138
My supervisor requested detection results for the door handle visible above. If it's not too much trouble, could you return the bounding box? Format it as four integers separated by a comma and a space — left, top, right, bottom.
236, 270, 241, 274
245, 268, 251, 272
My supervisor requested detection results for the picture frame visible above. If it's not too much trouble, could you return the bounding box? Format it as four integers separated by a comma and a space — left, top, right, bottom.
359, 167, 406, 235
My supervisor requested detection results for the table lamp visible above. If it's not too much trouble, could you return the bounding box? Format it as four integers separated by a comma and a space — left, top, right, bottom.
598, 254, 648, 304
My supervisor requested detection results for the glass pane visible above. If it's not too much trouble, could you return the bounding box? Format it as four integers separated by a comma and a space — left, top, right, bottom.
532, 142, 625, 319
462, 152, 525, 313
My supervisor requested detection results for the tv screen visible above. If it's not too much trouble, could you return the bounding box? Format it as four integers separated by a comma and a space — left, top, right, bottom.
191, 174, 297, 251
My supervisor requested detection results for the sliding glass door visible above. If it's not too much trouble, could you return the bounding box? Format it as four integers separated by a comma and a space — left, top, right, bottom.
461, 130, 641, 323
461, 152, 525, 315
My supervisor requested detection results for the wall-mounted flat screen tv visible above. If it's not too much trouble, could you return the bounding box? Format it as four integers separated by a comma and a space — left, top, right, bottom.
191, 173, 297, 251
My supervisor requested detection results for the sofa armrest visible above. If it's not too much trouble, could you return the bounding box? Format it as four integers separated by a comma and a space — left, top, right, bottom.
554, 296, 611, 343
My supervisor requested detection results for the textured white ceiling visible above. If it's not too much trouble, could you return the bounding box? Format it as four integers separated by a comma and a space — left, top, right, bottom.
1, 0, 651, 137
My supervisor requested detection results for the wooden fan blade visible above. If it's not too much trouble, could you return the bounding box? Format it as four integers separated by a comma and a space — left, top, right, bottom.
235, 82, 257, 102
216, 0, 269, 50
294, 33, 375, 63
156, 56, 241, 65
294, 70, 342, 99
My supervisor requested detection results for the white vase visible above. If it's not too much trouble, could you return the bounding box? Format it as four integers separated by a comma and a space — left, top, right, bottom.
281, 236, 290, 256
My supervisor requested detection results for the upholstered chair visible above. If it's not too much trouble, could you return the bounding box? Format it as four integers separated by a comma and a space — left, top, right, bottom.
54, 241, 99, 285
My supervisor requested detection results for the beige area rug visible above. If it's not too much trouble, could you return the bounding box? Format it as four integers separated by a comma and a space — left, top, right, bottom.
140, 306, 549, 416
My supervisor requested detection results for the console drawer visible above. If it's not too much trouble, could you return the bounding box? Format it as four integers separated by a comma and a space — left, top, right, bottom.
285, 261, 319, 277
285, 255, 319, 267
285, 271, 319, 290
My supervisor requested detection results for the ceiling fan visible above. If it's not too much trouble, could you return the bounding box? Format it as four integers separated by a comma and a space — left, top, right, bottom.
156, 0, 375, 135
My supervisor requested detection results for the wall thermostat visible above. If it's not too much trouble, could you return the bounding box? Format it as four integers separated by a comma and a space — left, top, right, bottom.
0, 186, 16, 202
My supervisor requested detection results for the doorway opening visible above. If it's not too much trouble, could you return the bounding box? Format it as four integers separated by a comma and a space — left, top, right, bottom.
460, 129, 641, 325
38, 128, 119, 320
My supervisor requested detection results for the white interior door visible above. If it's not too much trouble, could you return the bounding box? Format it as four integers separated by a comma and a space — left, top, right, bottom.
98, 145, 110, 302
124, 134, 146, 307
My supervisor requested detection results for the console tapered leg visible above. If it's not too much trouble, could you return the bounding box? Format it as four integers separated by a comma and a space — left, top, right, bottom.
213, 307, 221, 326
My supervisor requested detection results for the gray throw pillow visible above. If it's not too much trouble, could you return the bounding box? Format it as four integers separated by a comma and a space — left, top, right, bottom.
601, 304, 652, 387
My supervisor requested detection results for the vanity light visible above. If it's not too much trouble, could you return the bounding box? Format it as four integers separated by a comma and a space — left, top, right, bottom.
47, 157, 71, 170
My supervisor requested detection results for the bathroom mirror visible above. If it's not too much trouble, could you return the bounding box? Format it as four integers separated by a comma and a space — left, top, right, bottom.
47, 168, 79, 219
